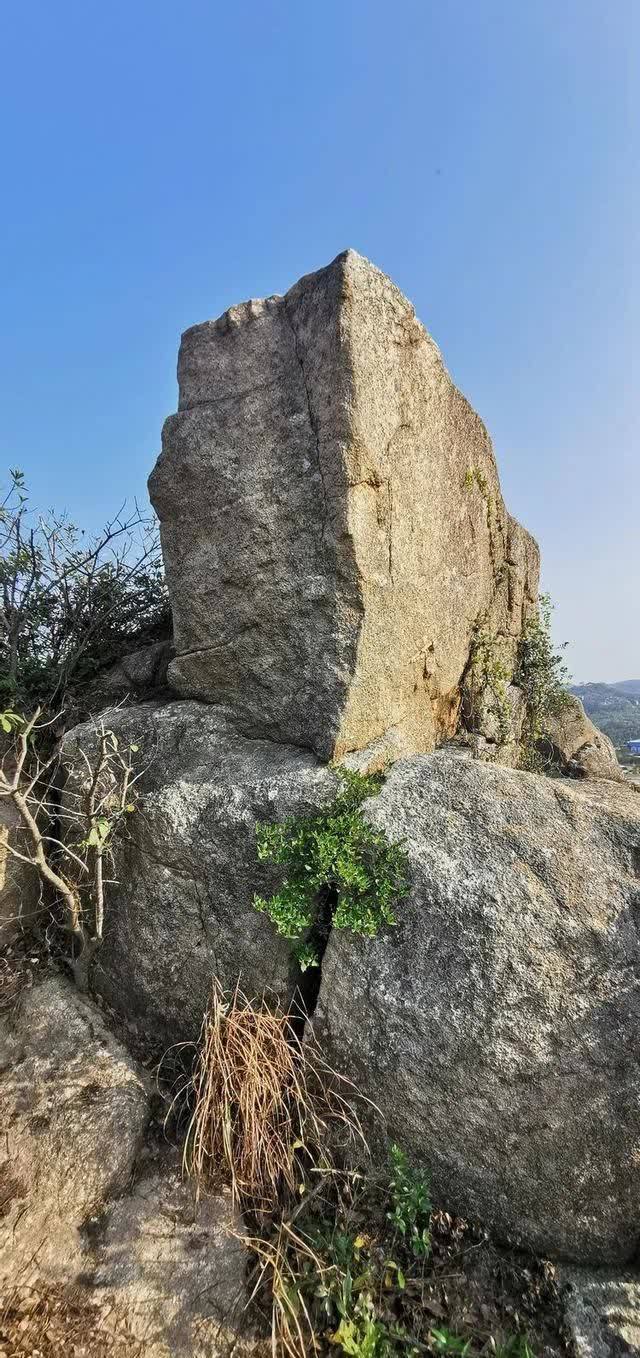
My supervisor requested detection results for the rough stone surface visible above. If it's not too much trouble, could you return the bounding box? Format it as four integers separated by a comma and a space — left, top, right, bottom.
149, 249, 539, 762
0, 800, 41, 946
62, 700, 338, 1048
82, 638, 175, 709
312, 753, 640, 1263
541, 694, 624, 782
0, 972, 149, 1283
84, 1146, 252, 1358
0, 974, 253, 1356
560, 1266, 640, 1357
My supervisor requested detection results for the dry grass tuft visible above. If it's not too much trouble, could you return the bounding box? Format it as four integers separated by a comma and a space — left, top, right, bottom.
177, 980, 367, 1218
244, 1214, 329, 1358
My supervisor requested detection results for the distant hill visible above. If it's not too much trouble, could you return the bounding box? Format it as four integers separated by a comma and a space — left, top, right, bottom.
613, 680, 640, 698
570, 681, 640, 751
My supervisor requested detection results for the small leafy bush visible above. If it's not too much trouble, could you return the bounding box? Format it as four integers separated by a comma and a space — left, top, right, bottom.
253, 768, 410, 967
387, 1143, 432, 1259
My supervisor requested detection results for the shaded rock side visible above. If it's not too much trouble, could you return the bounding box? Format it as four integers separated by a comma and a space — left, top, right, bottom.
0, 800, 41, 946
559, 1265, 640, 1358
150, 249, 539, 761
311, 753, 640, 1264
541, 694, 624, 782
62, 700, 338, 1048
0, 972, 149, 1283
81, 637, 175, 710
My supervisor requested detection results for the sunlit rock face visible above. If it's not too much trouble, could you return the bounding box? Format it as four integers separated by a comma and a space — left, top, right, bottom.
149, 250, 539, 763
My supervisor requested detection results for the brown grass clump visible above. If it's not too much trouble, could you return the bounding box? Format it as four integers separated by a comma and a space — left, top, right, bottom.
178, 980, 367, 1217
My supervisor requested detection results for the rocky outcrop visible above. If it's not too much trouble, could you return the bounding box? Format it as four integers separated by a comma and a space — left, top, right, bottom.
150, 249, 539, 764
79, 637, 175, 713
84, 1147, 251, 1358
541, 694, 623, 781
311, 752, 640, 1264
62, 700, 338, 1047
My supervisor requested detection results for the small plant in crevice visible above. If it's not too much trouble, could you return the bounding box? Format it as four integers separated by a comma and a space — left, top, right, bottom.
463, 466, 504, 583
464, 618, 513, 749
515, 594, 571, 768
253, 768, 410, 969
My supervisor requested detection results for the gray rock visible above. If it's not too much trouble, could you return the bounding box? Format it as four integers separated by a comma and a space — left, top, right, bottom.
0, 972, 149, 1284
0, 800, 41, 947
560, 1265, 640, 1357
541, 695, 624, 782
0, 974, 253, 1356
62, 700, 338, 1047
82, 638, 175, 708
86, 1146, 252, 1358
150, 250, 539, 763
312, 753, 640, 1263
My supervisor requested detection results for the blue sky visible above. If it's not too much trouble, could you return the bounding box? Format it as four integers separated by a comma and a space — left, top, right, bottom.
1, 0, 637, 680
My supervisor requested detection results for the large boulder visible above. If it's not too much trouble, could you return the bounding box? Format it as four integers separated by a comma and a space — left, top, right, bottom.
0, 972, 149, 1284
149, 249, 539, 763
62, 700, 338, 1048
311, 752, 640, 1264
0, 972, 253, 1357
540, 694, 623, 782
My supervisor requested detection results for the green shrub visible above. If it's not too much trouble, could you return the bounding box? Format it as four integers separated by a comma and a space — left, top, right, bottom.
515, 594, 571, 765
387, 1143, 432, 1259
253, 768, 410, 967
0, 468, 168, 711
465, 618, 512, 747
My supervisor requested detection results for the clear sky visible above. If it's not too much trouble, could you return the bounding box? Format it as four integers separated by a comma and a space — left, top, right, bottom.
1, 0, 637, 681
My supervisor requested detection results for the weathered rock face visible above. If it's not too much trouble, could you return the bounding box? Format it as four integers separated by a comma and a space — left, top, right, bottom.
150, 250, 539, 762
0, 800, 40, 946
0, 973, 253, 1357
0, 973, 149, 1283
86, 1147, 251, 1358
312, 753, 640, 1263
559, 1265, 640, 1358
82, 637, 175, 709
541, 694, 623, 782
62, 700, 338, 1047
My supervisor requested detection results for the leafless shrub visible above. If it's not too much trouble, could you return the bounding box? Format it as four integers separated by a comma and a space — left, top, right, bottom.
0, 707, 142, 990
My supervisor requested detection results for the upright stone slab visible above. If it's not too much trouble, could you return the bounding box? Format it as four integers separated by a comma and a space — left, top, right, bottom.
150, 250, 539, 761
